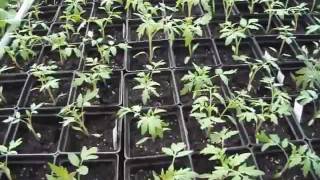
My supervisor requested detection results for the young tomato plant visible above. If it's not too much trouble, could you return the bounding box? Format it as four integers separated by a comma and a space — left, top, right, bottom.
86, 33, 130, 65
246, 51, 279, 92
222, 0, 241, 21
21, 17, 49, 37
59, 89, 101, 137
73, 60, 112, 92
200, 145, 264, 179
100, 0, 124, 12
2, 33, 40, 70
190, 79, 239, 146
219, 18, 260, 57
181, 63, 236, 97
306, 18, 320, 35
180, 64, 213, 96
134, 13, 164, 63
0, 0, 16, 36
46, 146, 98, 180
59, 21, 77, 41
257, 133, 320, 178
238, 80, 291, 142
261, 0, 286, 33
63, 0, 85, 20
209, 127, 239, 147
295, 90, 319, 126
178, 15, 211, 63
30, 64, 60, 105
3, 103, 43, 140
27, 4, 41, 21
117, 106, 170, 145
176, 0, 200, 17
45, 32, 82, 66
125, 0, 154, 14
153, 142, 197, 180
261, 77, 292, 118
89, 7, 121, 38
0, 139, 22, 180
190, 87, 227, 137
248, 0, 261, 14
162, 16, 181, 48
132, 61, 164, 105
294, 60, 320, 91
274, 25, 295, 58
287, 3, 309, 31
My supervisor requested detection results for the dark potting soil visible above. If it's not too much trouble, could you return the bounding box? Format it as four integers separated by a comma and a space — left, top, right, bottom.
250, 18, 279, 35
76, 75, 120, 106
174, 70, 198, 105
300, 103, 320, 139
64, 113, 118, 152
81, 161, 116, 180
228, 69, 271, 97
0, 79, 25, 108
1, 161, 50, 180
255, 151, 314, 180
97, 80, 120, 105
26, 78, 72, 107
130, 168, 154, 180
281, 69, 299, 96
40, 50, 81, 71
235, 2, 265, 15
15, 116, 62, 154
191, 154, 216, 176
281, 18, 307, 35
128, 112, 183, 157
173, 43, 216, 68
311, 141, 320, 155
128, 46, 170, 70
209, 22, 222, 38
0, 121, 9, 144
183, 107, 242, 151
126, 72, 175, 107
36, 0, 61, 6
216, 43, 256, 65
214, 3, 227, 16
244, 118, 297, 144
37, 8, 57, 23
17, 21, 49, 36
257, 41, 296, 62
0, 47, 41, 74
89, 23, 125, 42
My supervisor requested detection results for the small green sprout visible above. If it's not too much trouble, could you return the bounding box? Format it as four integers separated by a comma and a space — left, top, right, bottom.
46, 146, 98, 180
153, 142, 197, 180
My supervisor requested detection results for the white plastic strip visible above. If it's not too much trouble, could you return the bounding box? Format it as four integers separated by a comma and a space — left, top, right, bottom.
294, 99, 304, 123
0, 0, 35, 51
